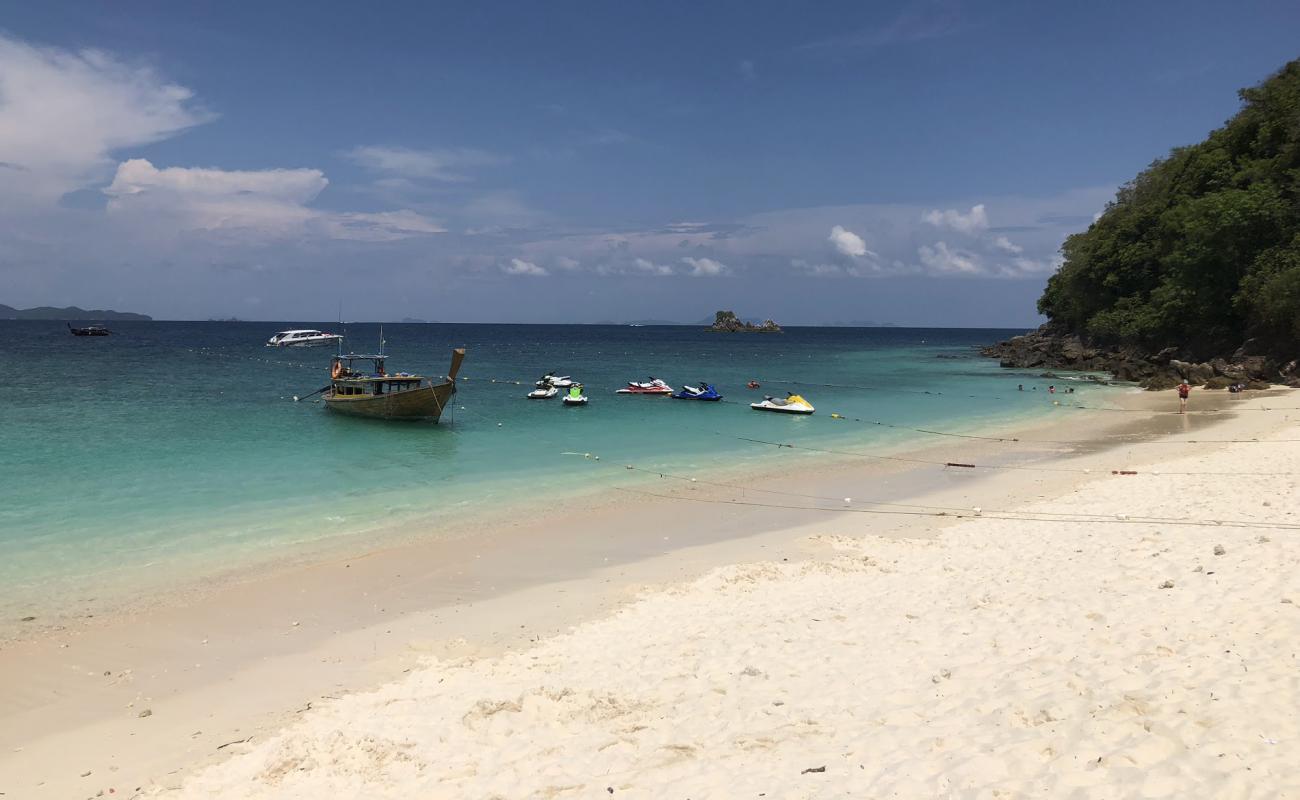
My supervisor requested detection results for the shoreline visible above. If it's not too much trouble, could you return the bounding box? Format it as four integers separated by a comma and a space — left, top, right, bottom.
1, 386, 1292, 797
0, 381, 1095, 644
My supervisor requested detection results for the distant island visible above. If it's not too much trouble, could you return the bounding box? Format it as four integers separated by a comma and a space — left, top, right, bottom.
985, 58, 1300, 389
399, 317, 431, 324
705, 310, 782, 333
1, 303, 152, 321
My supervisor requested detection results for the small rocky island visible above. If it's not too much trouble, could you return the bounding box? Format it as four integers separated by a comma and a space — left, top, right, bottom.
706, 310, 782, 333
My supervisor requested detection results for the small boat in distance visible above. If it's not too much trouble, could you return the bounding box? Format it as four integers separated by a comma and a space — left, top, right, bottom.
266, 329, 344, 348
750, 393, 815, 415
323, 347, 465, 421
616, 378, 673, 395
67, 323, 111, 336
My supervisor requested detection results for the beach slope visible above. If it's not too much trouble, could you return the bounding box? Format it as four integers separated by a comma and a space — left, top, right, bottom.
168, 401, 1300, 799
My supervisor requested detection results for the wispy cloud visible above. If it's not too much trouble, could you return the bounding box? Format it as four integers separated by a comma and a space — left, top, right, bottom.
798, 1, 961, 54
345, 145, 505, 182
738, 59, 757, 80
0, 33, 212, 206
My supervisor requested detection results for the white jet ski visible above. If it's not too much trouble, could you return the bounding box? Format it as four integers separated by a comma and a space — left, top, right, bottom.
527, 385, 558, 399
537, 372, 574, 388
750, 393, 815, 414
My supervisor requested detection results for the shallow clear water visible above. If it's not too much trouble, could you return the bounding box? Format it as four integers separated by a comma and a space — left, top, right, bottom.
1, 321, 1103, 622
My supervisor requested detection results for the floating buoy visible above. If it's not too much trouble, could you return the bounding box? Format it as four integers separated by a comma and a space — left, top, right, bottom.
972, 507, 982, 515
843, 497, 852, 505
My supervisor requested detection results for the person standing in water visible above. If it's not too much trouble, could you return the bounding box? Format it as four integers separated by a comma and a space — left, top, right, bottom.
1177, 381, 1191, 413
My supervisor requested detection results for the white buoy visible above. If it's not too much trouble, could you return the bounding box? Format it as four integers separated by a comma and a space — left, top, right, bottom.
497, 422, 503, 427
844, 497, 852, 504
972, 507, 982, 515
594, 456, 600, 461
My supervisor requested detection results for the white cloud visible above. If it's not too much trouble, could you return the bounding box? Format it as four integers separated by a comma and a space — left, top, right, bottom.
345, 145, 504, 182
554, 256, 581, 271
738, 59, 757, 80
918, 241, 982, 275
922, 203, 989, 234
0, 34, 211, 205
502, 258, 548, 276
104, 158, 325, 232
105, 158, 443, 241
680, 256, 729, 277
993, 235, 1023, 254
828, 224, 876, 258
634, 257, 675, 276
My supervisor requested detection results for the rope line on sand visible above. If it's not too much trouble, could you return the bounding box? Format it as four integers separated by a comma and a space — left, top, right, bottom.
609, 463, 1300, 529
720, 432, 1300, 478
611, 486, 1300, 532
460, 397, 1299, 526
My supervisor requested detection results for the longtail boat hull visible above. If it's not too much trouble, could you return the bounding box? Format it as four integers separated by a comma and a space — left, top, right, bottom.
322, 347, 464, 422
324, 381, 456, 421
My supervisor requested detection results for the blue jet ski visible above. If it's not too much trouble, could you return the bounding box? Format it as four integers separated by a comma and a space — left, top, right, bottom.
672, 383, 723, 401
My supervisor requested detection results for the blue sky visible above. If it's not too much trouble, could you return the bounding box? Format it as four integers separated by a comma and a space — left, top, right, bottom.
1, 1, 1297, 324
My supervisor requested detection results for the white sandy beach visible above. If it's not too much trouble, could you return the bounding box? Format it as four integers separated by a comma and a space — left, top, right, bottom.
3, 389, 1298, 798
178, 392, 1300, 798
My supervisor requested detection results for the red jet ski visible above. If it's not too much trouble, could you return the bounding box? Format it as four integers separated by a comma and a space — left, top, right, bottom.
615, 377, 673, 395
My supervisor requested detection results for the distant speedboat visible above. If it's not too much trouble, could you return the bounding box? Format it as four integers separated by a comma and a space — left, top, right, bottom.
750, 393, 815, 414
67, 323, 111, 336
616, 378, 673, 395
266, 329, 344, 348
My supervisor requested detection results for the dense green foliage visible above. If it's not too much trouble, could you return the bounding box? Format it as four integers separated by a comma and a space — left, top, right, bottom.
1039, 60, 1300, 358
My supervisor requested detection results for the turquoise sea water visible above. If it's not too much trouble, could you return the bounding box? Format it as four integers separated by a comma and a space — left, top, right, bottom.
1, 321, 1109, 626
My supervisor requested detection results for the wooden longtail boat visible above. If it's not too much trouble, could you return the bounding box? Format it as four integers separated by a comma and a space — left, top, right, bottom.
323, 347, 465, 421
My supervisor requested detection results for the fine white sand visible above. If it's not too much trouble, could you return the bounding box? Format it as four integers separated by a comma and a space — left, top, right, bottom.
164, 405, 1300, 799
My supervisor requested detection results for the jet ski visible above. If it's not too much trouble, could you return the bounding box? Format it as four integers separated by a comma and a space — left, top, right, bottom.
536, 372, 574, 388
750, 393, 815, 414
527, 385, 558, 399
615, 377, 673, 395
672, 383, 722, 401
562, 384, 589, 406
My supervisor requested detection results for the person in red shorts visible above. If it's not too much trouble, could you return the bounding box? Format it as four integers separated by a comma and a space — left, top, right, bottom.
1177, 381, 1191, 413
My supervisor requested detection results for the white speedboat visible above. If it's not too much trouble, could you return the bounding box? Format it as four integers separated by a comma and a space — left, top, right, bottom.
527, 385, 558, 399
750, 393, 815, 414
266, 329, 344, 348
537, 372, 574, 388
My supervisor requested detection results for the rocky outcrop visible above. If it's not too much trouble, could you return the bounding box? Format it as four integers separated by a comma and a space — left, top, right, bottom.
706, 310, 782, 333
982, 324, 1293, 389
